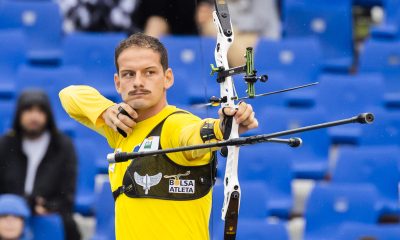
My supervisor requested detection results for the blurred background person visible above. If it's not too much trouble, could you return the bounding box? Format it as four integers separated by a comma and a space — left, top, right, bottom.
133, 0, 210, 37
58, 0, 141, 33
59, 0, 214, 37
0, 194, 31, 240
227, 0, 282, 66
0, 90, 80, 240
194, 0, 281, 65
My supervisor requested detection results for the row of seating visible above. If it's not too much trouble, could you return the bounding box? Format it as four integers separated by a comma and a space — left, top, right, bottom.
1, 30, 399, 107
0, 0, 398, 69
92, 176, 400, 240
217, 143, 400, 216
0, 30, 124, 102
0, 0, 63, 63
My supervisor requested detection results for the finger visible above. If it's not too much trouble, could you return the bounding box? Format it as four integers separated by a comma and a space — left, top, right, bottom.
112, 116, 132, 134
218, 108, 223, 118
241, 112, 255, 126
246, 118, 259, 130
234, 102, 248, 120
105, 117, 117, 132
105, 113, 117, 132
119, 103, 138, 119
119, 114, 137, 128
236, 104, 252, 124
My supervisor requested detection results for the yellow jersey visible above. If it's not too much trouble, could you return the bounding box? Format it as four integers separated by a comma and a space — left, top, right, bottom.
59, 85, 223, 240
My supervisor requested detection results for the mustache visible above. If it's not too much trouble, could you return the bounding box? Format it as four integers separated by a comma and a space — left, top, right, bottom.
128, 89, 151, 96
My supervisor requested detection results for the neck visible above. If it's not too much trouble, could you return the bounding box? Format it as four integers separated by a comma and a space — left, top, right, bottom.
135, 99, 168, 122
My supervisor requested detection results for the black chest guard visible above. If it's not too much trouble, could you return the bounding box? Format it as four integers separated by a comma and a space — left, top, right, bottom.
113, 111, 217, 201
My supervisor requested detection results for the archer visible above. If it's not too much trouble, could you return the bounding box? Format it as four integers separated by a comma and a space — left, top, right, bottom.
59, 32, 258, 240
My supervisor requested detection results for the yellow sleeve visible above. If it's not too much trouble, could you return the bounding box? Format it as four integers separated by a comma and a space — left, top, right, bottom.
161, 113, 224, 164
59, 85, 118, 147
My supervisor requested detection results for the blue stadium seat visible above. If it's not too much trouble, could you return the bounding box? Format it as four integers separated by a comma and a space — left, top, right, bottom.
238, 145, 293, 218
92, 180, 115, 240
254, 37, 322, 85
0, 30, 26, 99
74, 124, 113, 173
212, 182, 269, 224
337, 222, 400, 240
15, 65, 85, 136
316, 73, 385, 110
231, 181, 269, 219
62, 32, 126, 102
212, 219, 289, 240
254, 37, 322, 107
304, 184, 379, 240
371, 0, 400, 39
358, 109, 400, 146
74, 139, 97, 216
0, 1, 62, 62
283, 0, 354, 71
258, 107, 330, 179
30, 214, 64, 240
236, 220, 289, 240
160, 36, 217, 105
332, 146, 400, 215
359, 38, 400, 108
0, 100, 15, 134
316, 73, 385, 144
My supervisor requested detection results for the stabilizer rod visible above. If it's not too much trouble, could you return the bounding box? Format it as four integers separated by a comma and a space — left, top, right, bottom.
107, 112, 374, 163
108, 137, 301, 163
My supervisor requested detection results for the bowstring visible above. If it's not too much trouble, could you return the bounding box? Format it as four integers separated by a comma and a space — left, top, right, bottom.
194, 0, 215, 238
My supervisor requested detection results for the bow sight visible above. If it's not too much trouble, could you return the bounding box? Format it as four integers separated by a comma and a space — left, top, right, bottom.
201, 46, 319, 108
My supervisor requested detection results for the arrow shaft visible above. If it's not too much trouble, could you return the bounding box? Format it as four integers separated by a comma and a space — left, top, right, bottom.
238, 82, 319, 100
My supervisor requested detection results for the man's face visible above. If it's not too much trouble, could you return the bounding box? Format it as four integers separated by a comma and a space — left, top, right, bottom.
20, 106, 47, 138
0, 215, 24, 239
114, 46, 174, 111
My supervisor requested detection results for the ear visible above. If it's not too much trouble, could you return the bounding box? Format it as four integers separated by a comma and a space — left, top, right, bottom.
164, 68, 174, 90
114, 73, 121, 94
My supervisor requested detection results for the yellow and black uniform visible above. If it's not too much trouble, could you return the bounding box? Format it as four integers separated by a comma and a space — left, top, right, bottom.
59, 85, 223, 240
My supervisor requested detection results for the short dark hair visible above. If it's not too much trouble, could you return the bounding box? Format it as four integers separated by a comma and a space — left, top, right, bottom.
114, 33, 169, 73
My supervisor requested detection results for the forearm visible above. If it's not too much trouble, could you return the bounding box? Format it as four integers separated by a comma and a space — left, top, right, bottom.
178, 118, 223, 160
59, 85, 115, 131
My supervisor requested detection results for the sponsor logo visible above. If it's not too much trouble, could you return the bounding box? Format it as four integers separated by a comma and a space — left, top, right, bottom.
164, 171, 195, 194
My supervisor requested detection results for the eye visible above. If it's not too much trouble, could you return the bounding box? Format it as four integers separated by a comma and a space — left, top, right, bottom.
122, 71, 134, 78
146, 70, 155, 76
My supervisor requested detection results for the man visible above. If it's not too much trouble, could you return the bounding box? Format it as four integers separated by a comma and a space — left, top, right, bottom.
0, 90, 80, 240
59, 33, 258, 239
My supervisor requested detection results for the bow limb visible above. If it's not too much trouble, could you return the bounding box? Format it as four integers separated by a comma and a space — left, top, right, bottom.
212, 1, 241, 239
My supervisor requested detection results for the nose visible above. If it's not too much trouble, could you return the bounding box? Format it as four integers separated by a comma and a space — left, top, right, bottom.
132, 72, 145, 89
